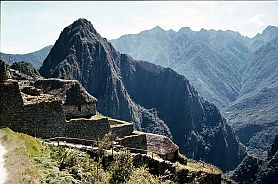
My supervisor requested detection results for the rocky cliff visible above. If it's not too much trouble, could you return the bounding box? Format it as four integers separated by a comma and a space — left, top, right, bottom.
39, 18, 245, 171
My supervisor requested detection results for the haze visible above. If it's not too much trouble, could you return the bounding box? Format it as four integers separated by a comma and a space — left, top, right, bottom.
1, 1, 278, 53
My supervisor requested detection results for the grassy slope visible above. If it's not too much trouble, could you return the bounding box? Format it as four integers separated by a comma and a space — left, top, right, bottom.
0, 128, 223, 184
0, 128, 44, 184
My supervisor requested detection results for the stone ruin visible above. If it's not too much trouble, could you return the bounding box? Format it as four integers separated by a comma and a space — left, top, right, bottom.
0, 59, 180, 161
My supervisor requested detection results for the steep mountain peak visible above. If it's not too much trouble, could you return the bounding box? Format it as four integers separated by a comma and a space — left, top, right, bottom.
70, 18, 97, 33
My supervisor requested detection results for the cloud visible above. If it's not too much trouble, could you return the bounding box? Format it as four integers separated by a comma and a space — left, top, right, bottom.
250, 14, 266, 28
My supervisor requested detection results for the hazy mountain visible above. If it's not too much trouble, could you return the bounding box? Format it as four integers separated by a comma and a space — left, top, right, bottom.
39, 18, 245, 171
249, 26, 278, 51
224, 86, 278, 158
240, 37, 278, 96
0, 45, 52, 68
224, 38, 278, 157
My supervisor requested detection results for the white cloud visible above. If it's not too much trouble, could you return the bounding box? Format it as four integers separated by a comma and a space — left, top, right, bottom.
250, 14, 266, 28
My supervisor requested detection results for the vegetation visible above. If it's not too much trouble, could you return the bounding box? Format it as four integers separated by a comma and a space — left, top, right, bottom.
0, 128, 44, 183
108, 149, 133, 183
90, 113, 106, 120
0, 129, 222, 184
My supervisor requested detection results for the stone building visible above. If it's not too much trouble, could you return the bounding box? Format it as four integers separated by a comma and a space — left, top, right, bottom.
34, 79, 97, 119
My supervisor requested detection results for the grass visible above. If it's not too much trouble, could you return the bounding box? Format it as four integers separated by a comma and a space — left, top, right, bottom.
89, 113, 106, 120
177, 160, 222, 175
70, 113, 106, 121
0, 128, 45, 183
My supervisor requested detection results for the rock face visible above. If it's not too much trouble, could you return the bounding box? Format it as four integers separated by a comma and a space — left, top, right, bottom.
230, 134, 278, 184
39, 18, 245, 171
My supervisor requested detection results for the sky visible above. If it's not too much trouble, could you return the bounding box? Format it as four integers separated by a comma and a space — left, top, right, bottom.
1, 1, 278, 54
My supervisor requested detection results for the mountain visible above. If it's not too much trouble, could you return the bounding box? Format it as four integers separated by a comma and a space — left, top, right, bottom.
240, 37, 278, 96
230, 133, 278, 184
0, 45, 52, 68
39, 18, 245, 171
249, 26, 278, 51
224, 37, 278, 157
111, 25, 278, 158
111, 27, 252, 108
224, 86, 278, 158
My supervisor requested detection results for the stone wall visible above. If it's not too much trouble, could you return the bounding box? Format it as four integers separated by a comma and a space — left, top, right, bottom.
64, 103, 96, 119
0, 60, 8, 82
0, 81, 25, 128
65, 118, 110, 141
117, 134, 147, 153
109, 118, 134, 138
0, 81, 66, 138
20, 102, 66, 138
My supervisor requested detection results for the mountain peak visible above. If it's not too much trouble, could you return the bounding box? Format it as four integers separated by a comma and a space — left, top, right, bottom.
262, 25, 278, 35
151, 25, 165, 32
178, 27, 192, 33
68, 18, 98, 38
72, 18, 93, 28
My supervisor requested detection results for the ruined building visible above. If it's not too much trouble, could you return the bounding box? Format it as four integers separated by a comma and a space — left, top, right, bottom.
0, 60, 179, 161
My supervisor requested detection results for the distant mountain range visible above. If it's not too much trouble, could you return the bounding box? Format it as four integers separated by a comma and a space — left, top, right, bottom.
0, 45, 52, 68
111, 25, 278, 158
38, 19, 246, 171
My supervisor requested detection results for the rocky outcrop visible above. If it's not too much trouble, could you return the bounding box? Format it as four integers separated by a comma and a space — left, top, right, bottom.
39, 18, 245, 171
10, 61, 42, 79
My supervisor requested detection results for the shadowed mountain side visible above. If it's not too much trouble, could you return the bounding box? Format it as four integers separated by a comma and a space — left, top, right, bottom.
224, 86, 278, 158
230, 133, 278, 184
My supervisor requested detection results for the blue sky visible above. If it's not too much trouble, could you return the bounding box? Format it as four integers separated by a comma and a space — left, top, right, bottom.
1, 1, 278, 54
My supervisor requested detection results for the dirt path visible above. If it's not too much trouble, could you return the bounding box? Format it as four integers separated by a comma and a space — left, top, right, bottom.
0, 142, 8, 184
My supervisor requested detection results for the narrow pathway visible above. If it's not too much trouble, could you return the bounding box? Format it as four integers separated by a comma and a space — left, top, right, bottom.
0, 142, 8, 184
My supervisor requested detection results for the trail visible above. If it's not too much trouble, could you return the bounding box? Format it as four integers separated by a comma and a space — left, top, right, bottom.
0, 142, 7, 184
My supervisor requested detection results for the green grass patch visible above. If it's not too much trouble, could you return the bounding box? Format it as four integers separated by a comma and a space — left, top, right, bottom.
89, 113, 106, 120
1, 128, 44, 157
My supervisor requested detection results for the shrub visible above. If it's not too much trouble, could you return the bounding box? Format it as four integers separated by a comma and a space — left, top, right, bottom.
109, 149, 133, 184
